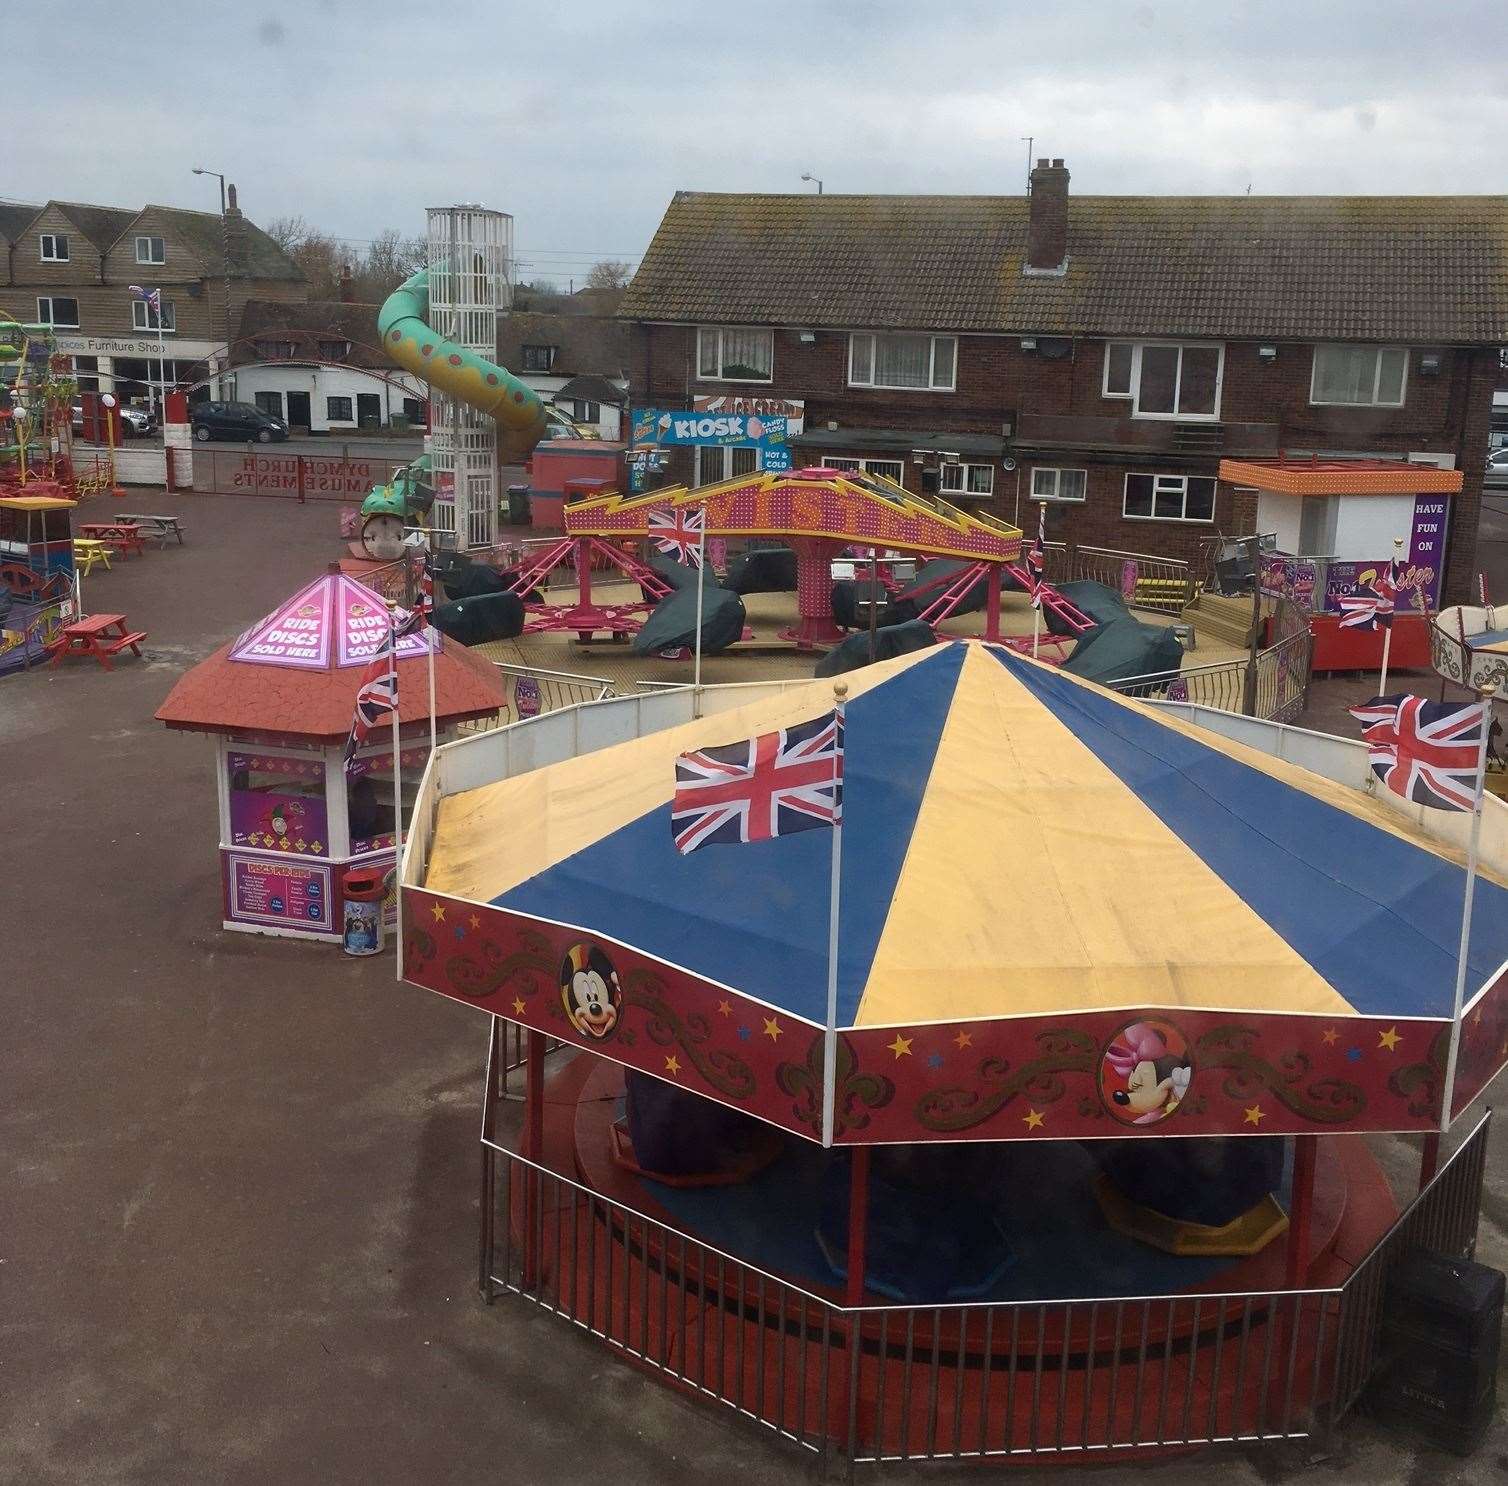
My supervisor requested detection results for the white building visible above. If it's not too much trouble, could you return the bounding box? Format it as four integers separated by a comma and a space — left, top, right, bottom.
497, 310, 629, 439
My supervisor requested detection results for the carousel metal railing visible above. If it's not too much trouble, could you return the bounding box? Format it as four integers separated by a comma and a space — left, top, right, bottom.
477, 1033, 1492, 1469
1065, 544, 1198, 615
454, 663, 617, 736
1111, 627, 1313, 723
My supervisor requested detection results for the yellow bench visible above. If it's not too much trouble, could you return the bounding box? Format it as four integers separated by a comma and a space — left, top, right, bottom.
73, 538, 112, 576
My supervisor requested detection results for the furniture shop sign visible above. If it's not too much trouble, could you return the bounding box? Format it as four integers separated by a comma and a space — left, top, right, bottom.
631, 408, 791, 471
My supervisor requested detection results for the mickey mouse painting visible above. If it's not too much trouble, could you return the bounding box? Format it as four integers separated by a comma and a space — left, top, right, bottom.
560, 943, 623, 1040
1100, 1020, 1193, 1126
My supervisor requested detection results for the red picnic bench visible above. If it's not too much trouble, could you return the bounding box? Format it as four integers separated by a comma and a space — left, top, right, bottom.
77, 522, 147, 557
45, 612, 147, 671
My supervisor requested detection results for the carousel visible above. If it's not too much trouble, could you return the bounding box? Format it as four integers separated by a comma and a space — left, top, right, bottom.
398, 642, 1508, 1464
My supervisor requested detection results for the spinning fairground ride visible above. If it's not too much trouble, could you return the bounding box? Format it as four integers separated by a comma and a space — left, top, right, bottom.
397, 642, 1508, 1467
497, 467, 1091, 650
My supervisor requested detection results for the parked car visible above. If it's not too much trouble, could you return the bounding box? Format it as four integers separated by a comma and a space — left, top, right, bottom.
1486, 446, 1508, 491
191, 400, 289, 444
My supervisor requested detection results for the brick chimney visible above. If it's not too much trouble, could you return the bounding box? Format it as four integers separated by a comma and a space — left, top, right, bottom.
1025, 157, 1069, 275
223, 182, 247, 274
338, 264, 354, 302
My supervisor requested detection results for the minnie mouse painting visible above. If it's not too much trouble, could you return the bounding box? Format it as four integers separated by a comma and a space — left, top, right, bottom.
1100, 1020, 1193, 1126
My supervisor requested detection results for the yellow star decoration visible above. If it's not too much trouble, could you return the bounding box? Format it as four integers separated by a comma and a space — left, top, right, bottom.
511, 997, 526, 1016
429, 901, 447, 923
762, 1017, 783, 1042
887, 1034, 913, 1059
953, 1030, 973, 1050
1023, 1108, 1045, 1130
1378, 1027, 1402, 1052
1321, 1027, 1338, 1046
664, 1054, 682, 1076
1244, 1105, 1265, 1126
717, 999, 733, 1017
469, 914, 481, 930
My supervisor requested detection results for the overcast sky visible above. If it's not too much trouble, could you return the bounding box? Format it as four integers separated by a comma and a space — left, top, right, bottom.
7, 0, 1506, 286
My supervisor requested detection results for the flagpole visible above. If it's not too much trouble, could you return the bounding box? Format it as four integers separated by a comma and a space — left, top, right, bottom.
692, 511, 708, 720
1439, 680, 1497, 1133
423, 549, 437, 756
820, 681, 848, 1149
1378, 536, 1403, 697
1031, 499, 1045, 659
386, 599, 406, 984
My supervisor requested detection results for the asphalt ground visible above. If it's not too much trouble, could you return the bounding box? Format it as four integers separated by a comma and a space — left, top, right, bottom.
2, 489, 1506, 1484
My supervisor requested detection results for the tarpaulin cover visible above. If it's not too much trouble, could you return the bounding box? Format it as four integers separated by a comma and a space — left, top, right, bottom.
424, 642, 1508, 1032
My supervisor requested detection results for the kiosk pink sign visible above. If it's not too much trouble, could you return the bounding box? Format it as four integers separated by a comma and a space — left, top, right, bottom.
227, 573, 436, 670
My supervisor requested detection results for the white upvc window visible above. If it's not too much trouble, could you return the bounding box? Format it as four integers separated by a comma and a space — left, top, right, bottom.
1310, 345, 1408, 407
694, 444, 762, 484
135, 235, 166, 265
695, 326, 773, 383
848, 332, 956, 391
822, 456, 906, 484
1030, 466, 1087, 502
39, 232, 69, 262
1123, 472, 1217, 524
940, 461, 995, 496
1102, 341, 1223, 420
36, 295, 79, 328
132, 298, 176, 332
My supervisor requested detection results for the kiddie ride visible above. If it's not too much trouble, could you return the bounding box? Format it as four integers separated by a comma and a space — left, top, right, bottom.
495, 467, 1094, 649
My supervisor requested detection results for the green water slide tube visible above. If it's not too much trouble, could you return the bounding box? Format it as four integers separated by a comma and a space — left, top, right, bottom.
378, 268, 549, 464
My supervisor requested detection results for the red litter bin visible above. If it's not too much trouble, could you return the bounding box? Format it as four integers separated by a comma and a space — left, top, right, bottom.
342, 867, 386, 956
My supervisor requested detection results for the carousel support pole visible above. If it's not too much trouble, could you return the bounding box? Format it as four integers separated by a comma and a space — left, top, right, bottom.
1419, 1132, 1442, 1191
984, 561, 1002, 644
384, 601, 405, 984
479, 1015, 502, 1300
522, 1027, 546, 1291
1285, 1135, 1318, 1289
844, 1146, 871, 1307
575, 536, 592, 616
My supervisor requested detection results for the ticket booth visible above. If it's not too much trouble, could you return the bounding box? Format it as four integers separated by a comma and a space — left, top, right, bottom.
1219, 457, 1464, 671
154, 566, 507, 941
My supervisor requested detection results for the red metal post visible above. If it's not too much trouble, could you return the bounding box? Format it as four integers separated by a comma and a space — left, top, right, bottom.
1419, 1132, 1441, 1191
296, 456, 306, 505
523, 1028, 545, 1288
1285, 1135, 1318, 1289
845, 1147, 871, 1308
984, 562, 1002, 643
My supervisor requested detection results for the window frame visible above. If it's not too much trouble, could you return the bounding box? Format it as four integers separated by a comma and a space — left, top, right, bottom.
134, 235, 166, 266
1121, 471, 1218, 525
1309, 344, 1409, 408
846, 331, 957, 392
1101, 340, 1224, 421
131, 297, 176, 333
822, 455, 907, 485
1030, 466, 1088, 503
939, 461, 996, 497
39, 232, 69, 263
695, 325, 774, 384
326, 395, 355, 422
521, 344, 555, 373
36, 295, 80, 328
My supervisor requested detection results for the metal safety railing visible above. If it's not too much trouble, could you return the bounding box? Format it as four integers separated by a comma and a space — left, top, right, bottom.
1068, 544, 1198, 615
479, 1097, 1492, 1471
454, 662, 616, 736
1112, 627, 1313, 723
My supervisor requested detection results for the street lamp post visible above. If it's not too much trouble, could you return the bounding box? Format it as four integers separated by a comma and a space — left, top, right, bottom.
192, 167, 229, 397
800, 173, 824, 195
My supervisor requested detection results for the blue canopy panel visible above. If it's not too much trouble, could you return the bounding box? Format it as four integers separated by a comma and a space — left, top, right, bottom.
495, 642, 967, 1024
997, 649, 1508, 1018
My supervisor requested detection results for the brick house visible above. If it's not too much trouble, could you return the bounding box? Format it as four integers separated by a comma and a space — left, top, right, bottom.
0, 187, 304, 410
619, 163, 1508, 602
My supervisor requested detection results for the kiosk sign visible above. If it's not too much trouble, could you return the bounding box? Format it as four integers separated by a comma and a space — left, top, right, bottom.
227, 854, 334, 932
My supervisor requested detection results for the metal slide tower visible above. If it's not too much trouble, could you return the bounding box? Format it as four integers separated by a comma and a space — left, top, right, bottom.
425, 205, 512, 549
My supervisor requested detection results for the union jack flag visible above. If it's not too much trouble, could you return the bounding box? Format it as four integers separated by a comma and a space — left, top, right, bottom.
395, 552, 432, 636
345, 631, 398, 761
127, 284, 161, 311
1347, 693, 1488, 812
671, 711, 843, 854
1025, 501, 1048, 609
1338, 559, 1399, 631
648, 506, 704, 566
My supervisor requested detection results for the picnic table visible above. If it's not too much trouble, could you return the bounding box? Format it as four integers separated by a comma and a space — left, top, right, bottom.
112, 513, 186, 548
72, 538, 113, 575
78, 522, 147, 557
44, 612, 147, 670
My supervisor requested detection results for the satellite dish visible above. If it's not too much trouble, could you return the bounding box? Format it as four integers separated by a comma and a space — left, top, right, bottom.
1002, 457, 1017, 472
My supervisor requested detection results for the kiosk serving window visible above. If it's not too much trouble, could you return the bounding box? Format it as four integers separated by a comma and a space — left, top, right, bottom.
347, 748, 426, 855
227, 751, 328, 854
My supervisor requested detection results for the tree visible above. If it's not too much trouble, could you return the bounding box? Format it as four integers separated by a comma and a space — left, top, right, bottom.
585, 259, 632, 290
262, 213, 310, 253
354, 228, 427, 301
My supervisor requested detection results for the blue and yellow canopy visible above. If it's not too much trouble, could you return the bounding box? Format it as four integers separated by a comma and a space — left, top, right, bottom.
424, 643, 1508, 1030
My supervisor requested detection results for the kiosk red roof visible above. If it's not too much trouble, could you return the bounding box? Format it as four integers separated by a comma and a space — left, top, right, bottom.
156, 570, 507, 743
